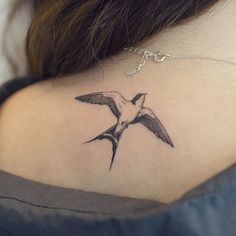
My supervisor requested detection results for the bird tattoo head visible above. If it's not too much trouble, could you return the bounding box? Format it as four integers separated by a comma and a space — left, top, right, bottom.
131, 93, 147, 105
75, 91, 174, 170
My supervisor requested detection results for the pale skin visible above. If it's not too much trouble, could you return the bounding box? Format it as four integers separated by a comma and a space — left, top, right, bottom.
0, 0, 235, 203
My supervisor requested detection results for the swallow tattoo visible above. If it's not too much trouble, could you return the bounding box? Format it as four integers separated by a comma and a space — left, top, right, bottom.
75, 92, 174, 170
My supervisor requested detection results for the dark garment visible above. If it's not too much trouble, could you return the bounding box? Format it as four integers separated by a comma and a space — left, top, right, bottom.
0, 77, 235, 236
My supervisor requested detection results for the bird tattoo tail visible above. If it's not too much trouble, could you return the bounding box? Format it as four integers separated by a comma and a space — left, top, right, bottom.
85, 125, 122, 170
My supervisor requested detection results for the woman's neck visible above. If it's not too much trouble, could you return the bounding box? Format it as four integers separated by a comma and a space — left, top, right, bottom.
137, 0, 236, 66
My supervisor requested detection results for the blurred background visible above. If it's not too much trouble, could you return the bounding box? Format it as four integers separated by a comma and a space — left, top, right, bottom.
0, 0, 30, 84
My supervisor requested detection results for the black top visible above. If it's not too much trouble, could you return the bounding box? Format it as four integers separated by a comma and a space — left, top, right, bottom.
0, 77, 235, 236
0, 76, 42, 104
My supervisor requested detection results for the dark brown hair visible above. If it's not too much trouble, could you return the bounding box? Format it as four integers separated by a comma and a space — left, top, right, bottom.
14, 0, 220, 79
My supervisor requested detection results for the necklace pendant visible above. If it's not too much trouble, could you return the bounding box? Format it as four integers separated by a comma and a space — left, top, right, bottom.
123, 47, 236, 75
126, 67, 139, 76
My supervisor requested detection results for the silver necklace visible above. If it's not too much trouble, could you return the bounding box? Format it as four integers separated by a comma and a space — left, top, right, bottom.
124, 47, 236, 76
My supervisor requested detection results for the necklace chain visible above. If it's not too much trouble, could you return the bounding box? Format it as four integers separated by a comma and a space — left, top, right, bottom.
124, 47, 236, 76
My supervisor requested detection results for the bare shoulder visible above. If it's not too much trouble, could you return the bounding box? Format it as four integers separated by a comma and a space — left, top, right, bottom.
0, 69, 235, 203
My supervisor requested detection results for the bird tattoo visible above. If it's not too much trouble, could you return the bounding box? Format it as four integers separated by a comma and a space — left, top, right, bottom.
75, 91, 174, 170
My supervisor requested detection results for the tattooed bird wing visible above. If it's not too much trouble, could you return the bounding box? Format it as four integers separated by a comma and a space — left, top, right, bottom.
75, 92, 126, 118
134, 107, 174, 147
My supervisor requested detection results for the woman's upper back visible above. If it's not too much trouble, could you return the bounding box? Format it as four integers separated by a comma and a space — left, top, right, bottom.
1, 0, 236, 204
0, 54, 235, 203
